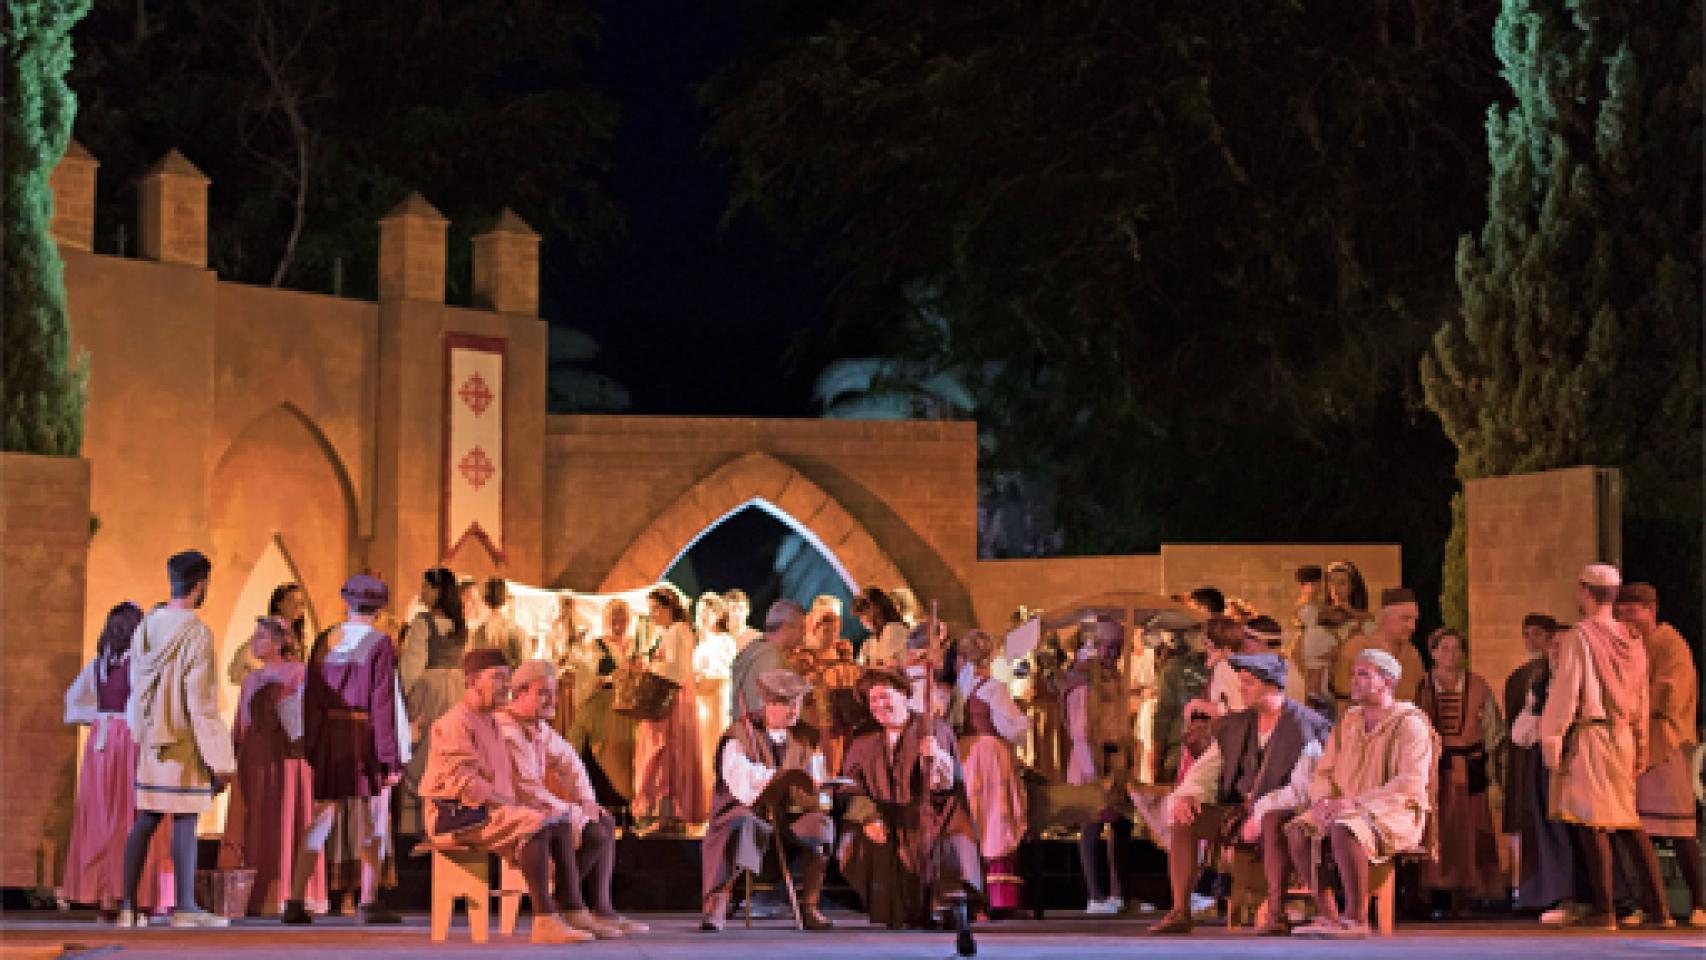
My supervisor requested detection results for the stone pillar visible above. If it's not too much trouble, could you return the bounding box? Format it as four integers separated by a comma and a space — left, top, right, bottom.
0, 453, 91, 889
471, 208, 540, 316
138, 149, 210, 266
378, 192, 448, 302
49, 139, 98, 251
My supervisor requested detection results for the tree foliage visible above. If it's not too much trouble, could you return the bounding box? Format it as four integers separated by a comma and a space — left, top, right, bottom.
704, 0, 1498, 599
3, 0, 91, 456
1422, 0, 1703, 629
68, 0, 620, 300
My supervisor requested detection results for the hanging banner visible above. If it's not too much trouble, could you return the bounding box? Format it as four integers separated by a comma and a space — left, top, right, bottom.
444, 334, 506, 561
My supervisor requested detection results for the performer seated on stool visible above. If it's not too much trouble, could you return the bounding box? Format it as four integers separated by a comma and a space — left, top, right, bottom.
701, 668, 834, 932
1149, 653, 1330, 936
420, 648, 597, 944
1286, 649, 1436, 939
498, 659, 649, 939
839, 666, 983, 930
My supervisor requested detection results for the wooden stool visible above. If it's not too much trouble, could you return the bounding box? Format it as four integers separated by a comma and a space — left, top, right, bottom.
414, 840, 492, 943
496, 858, 537, 936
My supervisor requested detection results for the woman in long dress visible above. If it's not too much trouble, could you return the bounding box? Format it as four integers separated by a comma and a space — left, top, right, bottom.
691, 592, 736, 813
1417, 626, 1506, 911
63, 601, 173, 919
954, 630, 1030, 913
632, 587, 705, 832
399, 567, 467, 825
221, 616, 326, 915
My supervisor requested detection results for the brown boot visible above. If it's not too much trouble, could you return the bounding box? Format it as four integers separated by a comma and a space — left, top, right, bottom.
1148, 909, 1194, 935
799, 852, 835, 930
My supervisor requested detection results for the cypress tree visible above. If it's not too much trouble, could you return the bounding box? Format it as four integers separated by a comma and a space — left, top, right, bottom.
2, 0, 91, 456
1422, 0, 1702, 627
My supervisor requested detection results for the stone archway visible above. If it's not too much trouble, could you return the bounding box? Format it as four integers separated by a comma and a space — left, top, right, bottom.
207, 403, 357, 666
596, 451, 910, 595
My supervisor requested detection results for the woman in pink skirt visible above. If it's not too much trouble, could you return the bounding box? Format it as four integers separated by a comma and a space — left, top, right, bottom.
633, 586, 705, 832
63, 601, 173, 920
953, 630, 1030, 914
221, 616, 327, 915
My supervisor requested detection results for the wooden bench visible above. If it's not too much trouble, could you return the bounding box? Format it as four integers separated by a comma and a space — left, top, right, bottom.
411, 838, 533, 942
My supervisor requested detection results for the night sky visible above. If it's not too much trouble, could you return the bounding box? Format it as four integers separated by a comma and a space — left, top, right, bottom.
542, 1, 833, 419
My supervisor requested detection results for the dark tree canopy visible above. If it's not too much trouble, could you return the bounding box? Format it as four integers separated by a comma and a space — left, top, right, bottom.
704, 0, 1501, 603
1423, 0, 1703, 633
68, 0, 620, 302
3, 0, 91, 456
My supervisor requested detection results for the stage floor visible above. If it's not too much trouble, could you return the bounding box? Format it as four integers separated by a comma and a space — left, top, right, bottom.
1, 912, 1701, 959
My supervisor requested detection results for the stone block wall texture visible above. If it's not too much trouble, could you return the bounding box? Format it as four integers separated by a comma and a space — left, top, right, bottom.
0, 454, 91, 888
1466, 466, 1619, 698
48, 140, 97, 251
545, 416, 980, 622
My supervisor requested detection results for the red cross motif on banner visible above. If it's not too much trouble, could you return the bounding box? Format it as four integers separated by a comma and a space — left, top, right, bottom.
458, 446, 496, 490
458, 372, 494, 416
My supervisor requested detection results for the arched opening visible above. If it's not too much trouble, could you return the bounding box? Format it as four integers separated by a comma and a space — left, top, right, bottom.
662, 498, 866, 643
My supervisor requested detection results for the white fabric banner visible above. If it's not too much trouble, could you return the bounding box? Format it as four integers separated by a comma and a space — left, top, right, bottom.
445, 336, 505, 560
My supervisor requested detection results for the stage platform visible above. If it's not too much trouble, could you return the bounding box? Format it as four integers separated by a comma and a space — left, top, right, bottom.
0, 911, 1700, 959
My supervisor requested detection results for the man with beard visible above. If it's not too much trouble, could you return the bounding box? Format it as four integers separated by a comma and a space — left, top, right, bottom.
838, 667, 982, 929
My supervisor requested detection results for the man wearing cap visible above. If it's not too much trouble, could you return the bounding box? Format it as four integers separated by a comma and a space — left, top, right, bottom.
728, 598, 808, 721
1536, 564, 1671, 929
1287, 648, 1436, 938
1148, 653, 1331, 935
419, 647, 596, 943
1615, 582, 1703, 926
284, 573, 405, 925
497, 659, 647, 939
839, 667, 982, 929
118, 550, 236, 928
1332, 588, 1424, 707
700, 669, 834, 932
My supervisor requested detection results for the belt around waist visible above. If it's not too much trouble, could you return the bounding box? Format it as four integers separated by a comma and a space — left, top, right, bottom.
328, 708, 371, 721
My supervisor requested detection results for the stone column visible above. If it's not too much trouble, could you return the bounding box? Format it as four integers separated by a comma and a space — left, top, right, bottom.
49, 140, 98, 251
0, 453, 91, 888
471, 208, 540, 316
378, 192, 448, 302
138, 149, 210, 266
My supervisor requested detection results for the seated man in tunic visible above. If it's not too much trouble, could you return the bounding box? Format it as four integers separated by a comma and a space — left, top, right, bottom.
839, 667, 983, 930
497, 659, 649, 939
1287, 649, 1436, 939
701, 669, 834, 932
420, 648, 595, 944
1149, 653, 1331, 936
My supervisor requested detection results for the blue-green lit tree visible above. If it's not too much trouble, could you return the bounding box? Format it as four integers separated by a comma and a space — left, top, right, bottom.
3, 0, 91, 455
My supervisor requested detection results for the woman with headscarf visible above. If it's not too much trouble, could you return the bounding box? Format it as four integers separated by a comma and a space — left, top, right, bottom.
633, 586, 706, 832
953, 630, 1029, 914
63, 601, 173, 920
220, 616, 327, 915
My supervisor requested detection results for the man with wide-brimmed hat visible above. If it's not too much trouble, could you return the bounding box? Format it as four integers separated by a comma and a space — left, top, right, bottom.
700, 667, 833, 931
284, 573, 405, 926
1537, 564, 1671, 930
1148, 653, 1330, 936
838, 666, 982, 930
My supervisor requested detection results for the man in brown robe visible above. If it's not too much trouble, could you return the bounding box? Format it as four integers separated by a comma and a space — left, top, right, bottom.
1537, 564, 1670, 930
700, 669, 833, 931
1615, 582, 1703, 926
1332, 588, 1425, 706
838, 668, 982, 930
